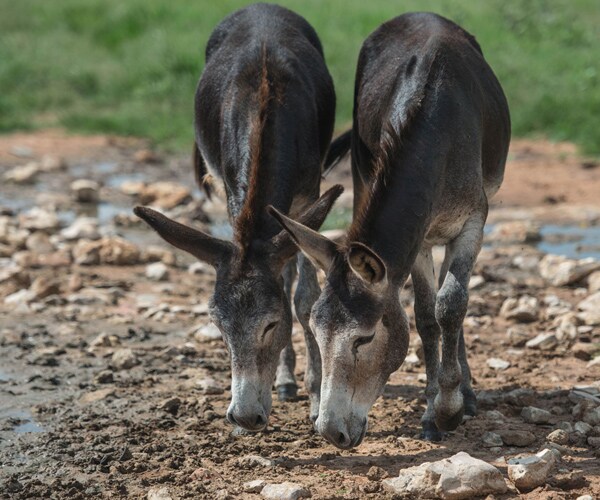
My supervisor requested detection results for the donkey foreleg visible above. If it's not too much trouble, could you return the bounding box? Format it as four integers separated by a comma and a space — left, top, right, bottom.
275, 260, 298, 401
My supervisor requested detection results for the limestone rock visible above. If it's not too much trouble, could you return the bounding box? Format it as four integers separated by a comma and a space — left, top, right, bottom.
525, 332, 558, 351
521, 406, 552, 424
507, 448, 559, 491
147, 487, 172, 500
540, 254, 600, 287
111, 348, 139, 370
60, 217, 100, 241
546, 429, 569, 445
19, 207, 60, 231
260, 482, 311, 500
488, 221, 541, 244
577, 292, 600, 326
146, 262, 169, 281
500, 295, 539, 323
73, 237, 140, 265
70, 179, 100, 203
487, 358, 511, 371
244, 480, 267, 493
498, 430, 536, 447
382, 451, 507, 499
138, 182, 191, 209
4, 162, 40, 184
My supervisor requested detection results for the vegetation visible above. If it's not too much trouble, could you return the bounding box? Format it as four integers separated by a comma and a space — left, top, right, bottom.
1, 0, 598, 153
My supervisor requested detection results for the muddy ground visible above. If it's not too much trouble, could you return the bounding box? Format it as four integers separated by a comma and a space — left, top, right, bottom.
0, 130, 600, 499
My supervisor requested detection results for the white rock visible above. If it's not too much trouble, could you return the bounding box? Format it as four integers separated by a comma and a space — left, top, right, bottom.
243, 479, 267, 493
577, 292, 600, 326
587, 270, 600, 293
147, 487, 172, 500
111, 348, 139, 370
382, 451, 507, 499
468, 275, 485, 290
488, 221, 540, 244
540, 254, 600, 287
4, 288, 36, 305
188, 261, 211, 275
19, 207, 60, 231
70, 179, 100, 203
60, 217, 100, 241
25, 232, 54, 254
521, 406, 552, 424
525, 332, 557, 350
487, 358, 511, 371
500, 295, 538, 323
576, 496, 593, 500
190, 323, 221, 341
260, 482, 311, 500
146, 262, 169, 281
4, 162, 40, 184
507, 448, 559, 490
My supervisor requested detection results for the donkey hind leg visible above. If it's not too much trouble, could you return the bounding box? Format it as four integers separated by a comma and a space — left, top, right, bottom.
275, 259, 298, 402
411, 248, 444, 441
294, 253, 322, 424
433, 208, 485, 431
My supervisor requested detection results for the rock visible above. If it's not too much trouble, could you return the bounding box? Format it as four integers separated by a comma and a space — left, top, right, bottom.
4, 162, 40, 184
120, 180, 146, 196
29, 276, 60, 300
138, 182, 191, 209
488, 221, 541, 244
507, 448, 559, 491
577, 292, 600, 326
73, 237, 140, 265
403, 351, 421, 371
19, 207, 60, 231
147, 486, 172, 500
260, 482, 311, 500
588, 436, 600, 447
521, 406, 552, 424
188, 262, 211, 275
25, 232, 54, 254
60, 217, 100, 241
146, 262, 169, 281
485, 410, 505, 421
160, 397, 181, 415
238, 455, 275, 468
93, 370, 114, 384
500, 295, 539, 323
498, 430, 536, 447
557, 421, 574, 433
134, 149, 161, 164
382, 451, 506, 499
70, 179, 100, 203
525, 332, 558, 351
574, 421, 593, 435
482, 432, 503, 447
195, 376, 223, 395
487, 358, 511, 371
506, 325, 531, 347
366, 465, 387, 481
111, 348, 139, 370
79, 388, 115, 404
4, 288, 36, 305
540, 254, 600, 287
142, 246, 176, 265
546, 429, 569, 445
39, 155, 67, 172
577, 496, 594, 500
190, 323, 221, 342
583, 407, 600, 426
243, 480, 266, 493
468, 275, 485, 290
587, 271, 600, 293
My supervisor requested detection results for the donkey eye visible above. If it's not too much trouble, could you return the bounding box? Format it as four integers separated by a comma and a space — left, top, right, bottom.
262, 321, 278, 338
353, 333, 375, 351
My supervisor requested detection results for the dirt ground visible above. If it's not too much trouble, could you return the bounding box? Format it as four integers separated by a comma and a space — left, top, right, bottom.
1, 130, 600, 499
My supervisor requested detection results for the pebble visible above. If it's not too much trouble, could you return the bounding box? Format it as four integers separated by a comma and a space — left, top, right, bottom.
73, 237, 140, 265
557, 421, 574, 433
111, 348, 139, 370
93, 370, 114, 384
482, 431, 503, 447
243, 480, 267, 493
577, 291, 600, 326
25, 232, 54, 254
525, 332, 558, 350
587, 436, 600, 447
70, 179, 100, 203
4, 162, 40, 184
498, 430, 536, 447
147, 486, 173, 500
145, 262, 169, 281
19, 207, 60, 231
487, 357, 511, 370
540, 254, 600, 287
574, 421, 593, 435
60, 217, 100, 240
500, 295, 539, 323
190, 323, 222, 342
546, 429, 569, 445
260, 482, 311, 500
238, 455, 275, 468
521, 406, 552, 424
485, 410, 505, 421
507, 448, 559, 491
138, 182, 191, 209
382, 451, 507, 499
506, 325, 531, 347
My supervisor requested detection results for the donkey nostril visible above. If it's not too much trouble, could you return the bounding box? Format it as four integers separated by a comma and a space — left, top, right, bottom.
227, 411, 237, 426
255, 414, 266, 427
338, 432, 349, 447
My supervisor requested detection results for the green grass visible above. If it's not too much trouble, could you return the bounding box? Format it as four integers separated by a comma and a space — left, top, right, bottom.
1, 0, 599, 154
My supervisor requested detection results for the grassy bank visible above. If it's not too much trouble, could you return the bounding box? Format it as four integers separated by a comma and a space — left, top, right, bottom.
1, 0, 599, 153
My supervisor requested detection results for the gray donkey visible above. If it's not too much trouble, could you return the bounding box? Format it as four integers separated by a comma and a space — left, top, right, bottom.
135, 4, 346, 431
270, 12, 510, 448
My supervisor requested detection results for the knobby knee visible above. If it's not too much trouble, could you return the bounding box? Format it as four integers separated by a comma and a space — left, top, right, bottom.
435, 280, 468, 333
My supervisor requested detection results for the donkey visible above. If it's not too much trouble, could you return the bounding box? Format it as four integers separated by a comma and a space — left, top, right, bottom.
134, 3, 345, 431
269, 12, 510, 448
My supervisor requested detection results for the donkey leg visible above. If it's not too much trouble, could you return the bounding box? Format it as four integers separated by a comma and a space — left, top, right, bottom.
275, 259, 298, 402
434, 209, 485, 431
294, 253, 322, 423
411, 248, 444, 441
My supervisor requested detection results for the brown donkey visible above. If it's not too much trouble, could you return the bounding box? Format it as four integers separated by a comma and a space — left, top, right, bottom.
135, 4, 345, 431
270, 12, 510, 448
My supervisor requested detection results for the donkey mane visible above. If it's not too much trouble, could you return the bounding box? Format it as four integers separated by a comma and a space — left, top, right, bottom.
234, 43, 272, 255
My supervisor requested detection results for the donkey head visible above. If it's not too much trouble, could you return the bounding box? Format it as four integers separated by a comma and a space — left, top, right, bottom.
134, 185, 343, 432
269, 209, 409, 448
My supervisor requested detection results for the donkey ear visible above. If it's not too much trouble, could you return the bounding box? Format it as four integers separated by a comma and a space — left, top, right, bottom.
134, 206, 233, 267
347, 242, 387, 286
268, 184, 343, 265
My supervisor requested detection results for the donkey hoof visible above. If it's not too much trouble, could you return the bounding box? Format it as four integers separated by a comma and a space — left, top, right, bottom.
435, 408, 464, 432
277, 383, 298, 402
421, 420, 445, 442
464, 399, 477, 417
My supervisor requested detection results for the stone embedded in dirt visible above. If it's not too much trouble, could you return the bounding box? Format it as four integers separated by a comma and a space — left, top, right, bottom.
506, 325, 532, 347
507, 448, 559, 491
382, 451, 507, 499
138, 182, 192, 209
500, 295, 539, 323
60, 217, 100, 241
539, 254, 600, 287
487, 357, 511, 371
366, 465, 387, 481
79, 387, 115, 404
70, 179, 100, 203
498, 430, 536, 447
147, 486, 173, 500
571, 341, 598, 361
195, 376, 224, 395
18, 207, 60, 231
577, 292, 600, 326
90, 332, 121, 349
4, 288, 36, 305
557, 421, 574, 433
4, 162, 40, 184
546, 429, 569, 445
190, 323, 222, 342
588, 436, 600, 447
582, 407, 600, 426
238, 455, 275, 468
587, 270, 600, 293
482, 432, 503, 447
573, 421, 593, 435
260, 482, 311, 500
73, 236, 140, 265
145, 262, 169, 281
110, 348, 139, 371
487, 221, 541, 244
521, 406, 552, 424
243, 480, 267, 493
577, 496, 594, 500
525, 332, 558, 350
